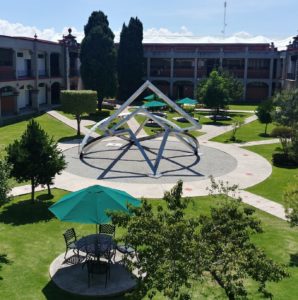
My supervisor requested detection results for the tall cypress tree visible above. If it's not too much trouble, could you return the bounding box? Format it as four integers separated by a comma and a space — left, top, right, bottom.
117, 17, 144, 102
80, 11, 117, 106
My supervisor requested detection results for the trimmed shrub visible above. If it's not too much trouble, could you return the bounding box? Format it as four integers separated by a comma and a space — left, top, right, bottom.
272, 152, 297, 167
270, 126, 292, 138
61, 90, 97, 135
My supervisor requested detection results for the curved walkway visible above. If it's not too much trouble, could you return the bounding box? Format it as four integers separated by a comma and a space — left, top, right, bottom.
10, 109, 286, 220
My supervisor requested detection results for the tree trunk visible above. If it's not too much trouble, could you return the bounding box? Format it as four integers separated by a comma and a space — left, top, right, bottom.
76, 114, 81, 136
31, 178, 35, 203
47, 183, 52, 196
265, 123, 268, 135
211, 271, 236, 300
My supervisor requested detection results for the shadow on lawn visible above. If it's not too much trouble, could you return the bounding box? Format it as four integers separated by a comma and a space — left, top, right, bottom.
0, 196, 55, 225
58, 135, 84, 143
42, 280, 129, 300
0, 254, 12, 280
289, 253, 298, 267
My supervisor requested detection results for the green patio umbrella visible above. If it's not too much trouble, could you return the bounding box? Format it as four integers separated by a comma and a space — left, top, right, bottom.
48, 185, 141, 225
176, 97, 198, 105
143, 100, 167, 108
144, 94, 160, 101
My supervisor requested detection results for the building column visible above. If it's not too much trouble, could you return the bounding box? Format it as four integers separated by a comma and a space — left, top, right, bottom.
13, 49, 18, 80
243, 57, 248, 101
47, 85, 52, 105
170, 57, 174, 97
268, 58, 274, 97
14, 92, 19, 114
46, 53, 51, 77
31, 89, 39, 111
65, 47, 70, 90
147, 57, 151, 78
194, 58, 198, 98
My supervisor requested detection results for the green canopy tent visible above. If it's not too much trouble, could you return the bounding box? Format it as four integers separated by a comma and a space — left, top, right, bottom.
176, 97, 198, 106
144, 94, 160, 101
48, 185, 141, 229
143, 100, 167, 109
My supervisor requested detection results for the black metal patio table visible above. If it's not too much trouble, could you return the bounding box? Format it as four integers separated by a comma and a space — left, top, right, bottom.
76, 234, 116, 259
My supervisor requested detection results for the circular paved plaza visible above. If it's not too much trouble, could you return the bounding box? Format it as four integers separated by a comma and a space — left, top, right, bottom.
64, 139, 237, 184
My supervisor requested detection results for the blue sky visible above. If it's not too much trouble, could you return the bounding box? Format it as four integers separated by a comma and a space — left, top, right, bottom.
0, 0, 297, 47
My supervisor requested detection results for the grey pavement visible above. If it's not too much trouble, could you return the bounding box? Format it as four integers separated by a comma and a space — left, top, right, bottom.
9, 109, 288, 221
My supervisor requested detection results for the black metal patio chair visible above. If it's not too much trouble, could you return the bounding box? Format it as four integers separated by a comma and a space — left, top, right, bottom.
99, 224, 115, 237
63, 228, 79, 259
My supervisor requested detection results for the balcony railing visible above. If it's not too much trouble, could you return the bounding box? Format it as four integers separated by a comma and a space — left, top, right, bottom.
150, 69, 171, 77
247, 70, 270, 79
17, 70, 32, 78
286, 73, 296, 80
174, 68, 194, 78
38, 70, 47, 77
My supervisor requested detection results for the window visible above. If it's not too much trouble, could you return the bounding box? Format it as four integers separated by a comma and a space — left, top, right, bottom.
0, 48, 13, 66
38, 54, 44, 59
17, 52, 24, 57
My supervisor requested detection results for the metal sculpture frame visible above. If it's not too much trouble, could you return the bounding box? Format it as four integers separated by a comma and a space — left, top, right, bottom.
79, 81, 202, 177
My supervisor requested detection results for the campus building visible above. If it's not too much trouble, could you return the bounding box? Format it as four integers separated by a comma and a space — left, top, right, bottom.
143, 43, 282, 100
0, 29, 298, 123
0, 29, 80, 122
283, 35, 298, 90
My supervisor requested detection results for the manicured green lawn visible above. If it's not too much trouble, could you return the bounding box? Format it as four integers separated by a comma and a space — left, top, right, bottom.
134, 114, 204, 137
245, 143, 298, 205
211, 120, 276, 143
55, 108, 115, 122
228, 104, 257, 111
0, 113, 76, 157
1, 189, 298, 299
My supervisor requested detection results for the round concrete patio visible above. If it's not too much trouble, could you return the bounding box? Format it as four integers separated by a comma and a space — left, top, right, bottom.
64, 138, 237, 183
50, 253, 137, 297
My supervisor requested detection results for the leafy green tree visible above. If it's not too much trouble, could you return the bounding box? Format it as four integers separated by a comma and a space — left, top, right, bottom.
6, 120, 66, 202
110, 178, 287, 299
110, 180, 201, 299
61, 90, 97, 135
80, 11, 117, 106
273, 88, 298, 129
197, 70, 230, 122
117, 17, 144, 101
0, 158, 12, 206
256, 98, 273, 135
199, 179, 288, 299
284, 179, 298, 226
221, 71, 244, 102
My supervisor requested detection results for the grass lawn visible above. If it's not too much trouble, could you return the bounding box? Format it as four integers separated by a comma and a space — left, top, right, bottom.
55, 108, 115, 123
244, 143, 298, 205
228, 104, 257, 111
1, 189, 298, 299
0, 113, 76, 157
211, 120, 276, 143
134, 114, 204, 137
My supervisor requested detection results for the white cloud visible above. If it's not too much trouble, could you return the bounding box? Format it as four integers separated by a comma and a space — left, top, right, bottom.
0, 19, 292, 50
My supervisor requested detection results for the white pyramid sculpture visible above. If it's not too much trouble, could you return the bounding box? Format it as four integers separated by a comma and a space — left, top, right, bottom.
79, 80, 202, 177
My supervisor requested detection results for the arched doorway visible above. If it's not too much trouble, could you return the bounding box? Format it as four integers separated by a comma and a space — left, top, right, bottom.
51, 82, 60, 104
246, 82, 269, 102
0, 86, 17, 115
173, 81, 194, 100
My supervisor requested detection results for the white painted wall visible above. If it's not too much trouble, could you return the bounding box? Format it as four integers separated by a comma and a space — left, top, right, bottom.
17, 89, 27, 109
38, 54, 46, 76
38, 85, 46, 104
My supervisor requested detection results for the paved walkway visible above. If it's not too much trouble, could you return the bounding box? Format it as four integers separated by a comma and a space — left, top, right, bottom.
9, 109, 287, 220
236, 138, 280, 147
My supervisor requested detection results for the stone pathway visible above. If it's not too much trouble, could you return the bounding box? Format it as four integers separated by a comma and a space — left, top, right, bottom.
9, 109, 287, 221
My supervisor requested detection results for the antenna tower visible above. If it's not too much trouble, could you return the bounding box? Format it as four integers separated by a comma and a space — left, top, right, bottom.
221, 1, 227, 35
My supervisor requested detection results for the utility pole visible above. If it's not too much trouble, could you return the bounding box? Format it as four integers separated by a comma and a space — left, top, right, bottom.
221, 1, 227, 36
